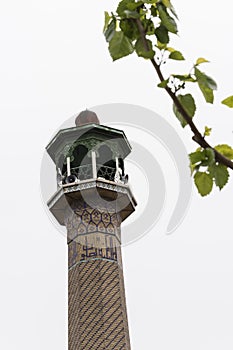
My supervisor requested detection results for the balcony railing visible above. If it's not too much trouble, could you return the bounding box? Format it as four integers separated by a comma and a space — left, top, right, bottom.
64, 164, 116, 182
57, 153, 128, 186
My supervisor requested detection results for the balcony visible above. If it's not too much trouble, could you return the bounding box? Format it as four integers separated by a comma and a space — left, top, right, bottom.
63, 164, 116, 182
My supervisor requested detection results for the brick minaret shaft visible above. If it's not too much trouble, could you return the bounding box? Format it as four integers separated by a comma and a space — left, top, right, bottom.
67, 200, 131, 350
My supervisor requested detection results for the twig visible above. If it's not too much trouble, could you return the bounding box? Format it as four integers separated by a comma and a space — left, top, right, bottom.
135, 18, 233, 170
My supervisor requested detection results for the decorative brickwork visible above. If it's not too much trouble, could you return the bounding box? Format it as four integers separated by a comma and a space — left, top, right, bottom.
68, 260, 131, 350
67, 200, 131, 350
65, 199, 122, 247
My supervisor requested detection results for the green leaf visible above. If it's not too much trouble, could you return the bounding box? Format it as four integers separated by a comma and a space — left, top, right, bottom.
201, 148, 215, 166
144, 0, 159, 4
179, 94, 196, 117
208, 163, 229, 190
189, 150, 206, 165
170, 6, 178, 20
103, 12, 111, 33
195, 67, 217, 103
172, 74, 196, 82
156, 41, 168, 50
204, 126, 212, 137
155, 25, 169, 44
151, 5, 158, 17
104, 20, 116, 42
158, 79, 169, 88
215, 144, 233, 159
195, 147, 202, 152
117, 0, 134, 17
124, 10, 140, 18
135, 38, 155, 59
161, 0, 178, 19
166, 46, 175, 52
169, 50, 185, 60
145, 19, 155, 35
195, 67, 217, 90
221, 95, 233, 108
195, 68, 214, 88
120, 19, 139, 40
189, 148, 215, 166
127, 1, 143, 10
173, 94, 196, 127
162, 0, 172, 7
189, 163, 200, 175
158, 4, 178, 34
194, 171, 213, 196
109, 31, 134, 61
198, 84, 214, 103
195, 57, 209, 66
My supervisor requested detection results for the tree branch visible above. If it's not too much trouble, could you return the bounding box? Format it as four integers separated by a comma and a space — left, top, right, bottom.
135, 18, 233, 170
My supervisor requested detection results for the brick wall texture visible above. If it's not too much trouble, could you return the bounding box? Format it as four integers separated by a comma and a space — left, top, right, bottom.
67, 200, 131, 350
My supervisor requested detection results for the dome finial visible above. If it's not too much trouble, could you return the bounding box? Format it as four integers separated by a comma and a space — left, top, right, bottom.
75, 110, 100, 126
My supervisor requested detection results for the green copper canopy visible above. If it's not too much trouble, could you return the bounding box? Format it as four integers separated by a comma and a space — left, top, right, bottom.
46, 123, 132, 165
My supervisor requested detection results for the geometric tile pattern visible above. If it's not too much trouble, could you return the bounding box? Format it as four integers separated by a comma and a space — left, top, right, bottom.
66, 203, 121, 245
67, 199, 131, 349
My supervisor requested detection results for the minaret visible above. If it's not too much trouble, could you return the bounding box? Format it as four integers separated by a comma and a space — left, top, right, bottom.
46, 110, 137, 350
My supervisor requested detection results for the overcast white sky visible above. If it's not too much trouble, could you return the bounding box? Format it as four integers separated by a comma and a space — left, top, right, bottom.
1, 1, 233, 349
